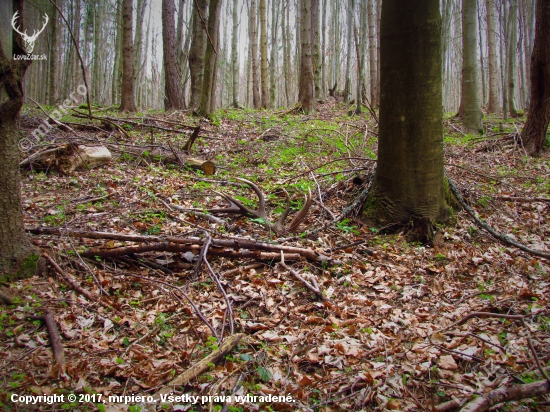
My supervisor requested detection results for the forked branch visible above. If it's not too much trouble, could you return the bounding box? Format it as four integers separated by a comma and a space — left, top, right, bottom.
209, 178, 312, 235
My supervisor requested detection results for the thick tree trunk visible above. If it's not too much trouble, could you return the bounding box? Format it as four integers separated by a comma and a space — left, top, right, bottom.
364, 0, 450, 239
120, 0, 137, 112
189, 0, 208, 108
486, 0, 500, 112
461, 0, 483, 133
299, 0, 315, 114
0, 0, 37, 279
250, 0, 261, 109
507, 0, 519, 117
198, 0, 222, 116
521, 0, 550, 156
162, 0, 184, 109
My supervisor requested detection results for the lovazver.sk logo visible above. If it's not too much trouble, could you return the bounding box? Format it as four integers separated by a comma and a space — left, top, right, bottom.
11, 10, 49, 55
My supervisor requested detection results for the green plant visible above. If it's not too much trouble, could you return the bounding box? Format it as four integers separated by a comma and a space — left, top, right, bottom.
335, 219, 360, 235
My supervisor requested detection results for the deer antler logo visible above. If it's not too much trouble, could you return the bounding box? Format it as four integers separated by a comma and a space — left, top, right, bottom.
11, 11, 49, 54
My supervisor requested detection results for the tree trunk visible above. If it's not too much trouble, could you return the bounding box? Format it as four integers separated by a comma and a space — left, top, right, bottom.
298, 0, 315, 114
355, 0, 368, 114
500, 0, 509, 121
364, 0, 451, 240
461, 0, 483, 133
282, 0, 290, 106
343, 0, 354, 103
198, 0, 222, 116
368, 0, 378, 107
486, 0, 500, 112
162, 0, 184, 109
507, 0, 519, 117
250, 0, 261, 109
47, 0, 59, 105
521, 0, 550, 156
189, 0, 208, 108
269, 0, 278, 107
320, 0, 327, 99
120, 0, 137, 112
112, 0, 123, 105
231, 0, 240, 108
311, 0, 321, 100
259, 0, 269, 108
0, 0, 38, 279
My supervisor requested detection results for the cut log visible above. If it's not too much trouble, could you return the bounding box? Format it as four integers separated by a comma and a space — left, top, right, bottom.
184, 158, 216, 175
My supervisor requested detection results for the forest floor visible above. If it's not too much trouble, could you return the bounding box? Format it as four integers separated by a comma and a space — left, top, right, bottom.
2, 100, 550, 412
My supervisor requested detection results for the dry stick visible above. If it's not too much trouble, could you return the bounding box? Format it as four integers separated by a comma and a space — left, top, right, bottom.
161, 198, 228, 226
27, 227, 337, 263
117, 272, 219, 341
71, 111, 131, 139
42, 253, 119, 313
279, 157, 376, 185
201, 232, 234, 336
448, 177, 550, 259
522, 319, 550, 382
29, 310, 67, 379
221, 263, 264, 277
150, 333, 244, 408
460, 379, 550, 412
20, 147, 64, 167
494, 196, 550, 203
28, 97, 78, 133
48, 0, 91, 117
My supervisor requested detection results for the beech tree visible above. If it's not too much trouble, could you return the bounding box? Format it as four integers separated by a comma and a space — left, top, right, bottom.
120, 0, 137, 112
189, 0, 208, 108
249, 0, 261, 109
198, 0, 222, 116
460, 0, 483, 133
162, 0, 184, 109
486, 0, 500, 113
259, 0, 269, 108
521, 0, 550, 156
298, 0, 315, 114
0, 0, 37, 277
364, 0, 451, 241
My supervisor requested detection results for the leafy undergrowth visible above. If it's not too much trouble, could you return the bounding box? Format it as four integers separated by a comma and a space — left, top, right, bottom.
1, 102, 549, 411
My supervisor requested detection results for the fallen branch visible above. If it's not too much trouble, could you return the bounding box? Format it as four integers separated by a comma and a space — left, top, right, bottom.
42, 253, 120, 314
150, 333, 243, 405
448, 177, 550, 259
28, 310, 67, 379
459, 379, 550, 412
27, 227, 340, 264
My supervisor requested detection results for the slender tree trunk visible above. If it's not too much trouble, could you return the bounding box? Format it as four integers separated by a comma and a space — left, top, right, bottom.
507, 0, 519, 117
259, 0, 269, 108
311, 0, 321, 99
521, 0, 550, 155
299, 0, 315, 113
0, 0, 38, 278
500, 0, 508, 120
320, 0, 327, 99
368, 0, 378, 107
120, 0, 137, 112
365, 0, 450, 241
461, 0, 483, 133
269, 0, 278, 107
47, 0, 59, 105
355, 0, 368, 114
231, 0, 240, 108
477, 2, 486, 106
162, 0, 184, 109
189, 0, 208, 108
250, 0, 261, 109
282, 0, 290, 106
198, 0, 222, 116
486, 0, 500, 112
343, 0, 354, 103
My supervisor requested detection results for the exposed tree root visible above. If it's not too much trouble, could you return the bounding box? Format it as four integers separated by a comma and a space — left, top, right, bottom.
447, 177, 550, 259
